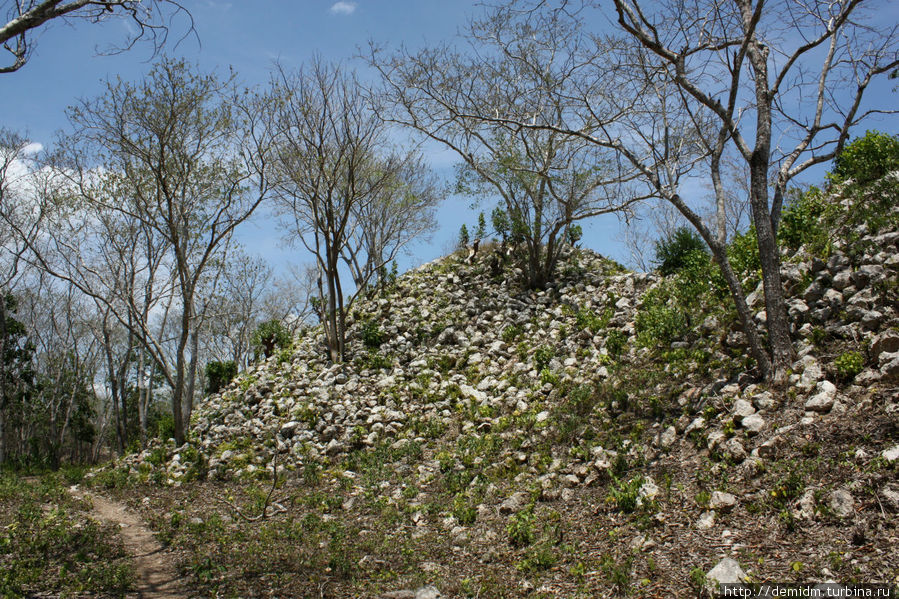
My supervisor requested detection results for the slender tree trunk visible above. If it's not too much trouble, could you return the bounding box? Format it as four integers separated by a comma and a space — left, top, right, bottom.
325, 243, 341, 363
184, 327, 200, 429
137, 349, 148, 446
102, 324, 125, 455
745, 38, 794, 383
334, 249, 346, 362
142, 367, 154, 442
749, 163, 793, 381
666, 193, 773, 380
0, 293, 7, 465
171, 294, 192, 446
710, 151, 728, 245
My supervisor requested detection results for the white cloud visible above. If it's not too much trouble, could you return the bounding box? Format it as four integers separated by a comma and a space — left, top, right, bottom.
329, 1, 357, 15
21, 142, 43, 156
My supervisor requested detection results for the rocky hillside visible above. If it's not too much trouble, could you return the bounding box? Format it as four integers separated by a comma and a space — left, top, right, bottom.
100, 175, 899, 598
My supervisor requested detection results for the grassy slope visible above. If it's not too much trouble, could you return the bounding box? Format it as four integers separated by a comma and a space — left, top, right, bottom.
18, 174, 899, 598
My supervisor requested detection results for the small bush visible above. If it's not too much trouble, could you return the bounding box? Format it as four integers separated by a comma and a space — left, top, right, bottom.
576, 307, 608, 333
533, 346, 554, 372
834, 351, 864, 382
605, 330, 627, 359
507, 508, 536, 547
653, 227, 708, 276
635, 287, 688, 346
779, 186, 833, 253
502, 324, 523, 343
726, 227, 761, 282
359, 317, 387, 349
452, 493, 478, 525
831, 130, 899, 185
252, 319, 291, 359
607, 475, 644, 513
205, 360, 237, 394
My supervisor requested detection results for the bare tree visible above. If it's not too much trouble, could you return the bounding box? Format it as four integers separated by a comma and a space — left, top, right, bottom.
0, 129, 47, 463
0, 0, 193, 73
367, 8, 641, 289
268, 58, 439, 362
609, 0, 898, 381
382, 0, 898, 381
341, 151, 441, 294
23, 58, 272, 445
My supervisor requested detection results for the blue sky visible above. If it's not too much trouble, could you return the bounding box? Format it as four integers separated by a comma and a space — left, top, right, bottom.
2, 1, 896, 278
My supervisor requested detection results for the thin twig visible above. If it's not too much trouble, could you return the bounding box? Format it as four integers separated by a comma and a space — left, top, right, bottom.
214, 452, 286, 522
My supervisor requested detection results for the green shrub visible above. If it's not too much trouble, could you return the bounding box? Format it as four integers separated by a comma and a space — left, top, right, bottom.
834, 351, 864, 382
779, 186, 833, 253
452, 493, 478, 525
491, 207, 510, 242
605, 329, 627, 359
252, 319, 291, 359
653, 227, 708, 276
507, 508, 536, 547
533, 346, 554, 372
458, 224, 470, 247
726, 227, 761, 281
576, 307, 609, 333
356, 349, 392, 370
205, 360, 237, 394
607, 475, 644, 513
517, 543, 558, 572
568, 224, 583, 246
359, 317, 387, 349
831, 130, 899, 185
635, 286, 688, 346
502, 324, 523, 343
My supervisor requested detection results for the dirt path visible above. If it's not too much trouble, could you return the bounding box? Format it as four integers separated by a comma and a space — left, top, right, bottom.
72, 488, 185, 599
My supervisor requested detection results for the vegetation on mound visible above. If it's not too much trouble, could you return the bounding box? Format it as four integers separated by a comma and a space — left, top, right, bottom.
74, 160, 898, 597
11, 133, 899, 597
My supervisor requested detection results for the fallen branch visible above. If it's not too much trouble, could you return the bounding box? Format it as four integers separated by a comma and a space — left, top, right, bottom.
214, 452, 287, 522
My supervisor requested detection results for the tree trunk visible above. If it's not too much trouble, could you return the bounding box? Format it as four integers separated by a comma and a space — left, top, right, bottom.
749, 166, 793, 382
745, 37, 794, 383
102, 324, 126, 455
666, 193, 773, 380
0, 293, 7, 465
184, 327, 200, 429
137, 349, 148, 446
171, 298, 191, 446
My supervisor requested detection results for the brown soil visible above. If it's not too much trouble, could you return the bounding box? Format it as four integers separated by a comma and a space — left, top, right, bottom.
72, 487, 185, 599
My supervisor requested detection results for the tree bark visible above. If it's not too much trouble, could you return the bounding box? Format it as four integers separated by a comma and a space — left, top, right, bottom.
744, 33, 794, 382
0, 293, 7, 464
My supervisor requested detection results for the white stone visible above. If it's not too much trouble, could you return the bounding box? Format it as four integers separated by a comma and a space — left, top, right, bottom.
828, 489, 855, 518
709, 491, 737, 511
707, 558, 748, 586
697, 511, 716, 529
731, 399, 756, 421
882, 445, 899, 463
741, 413, 766, 435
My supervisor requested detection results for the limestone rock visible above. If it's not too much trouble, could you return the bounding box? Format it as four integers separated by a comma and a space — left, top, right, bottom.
828, 489, 855, 518
697, 511, 716, 530
414, 586, 442, 599
709, 491, 737, 511
499, 491, 530, 515
871, 331, 899, 357
741, 413, 766, 435
805, 380, 837, 413
882, 445, 899, 464
731, 399, 756, 422
706, 558, 748, 586
660, 426, 677, 449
